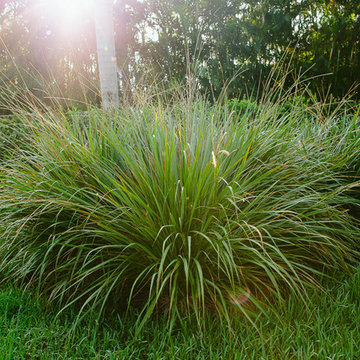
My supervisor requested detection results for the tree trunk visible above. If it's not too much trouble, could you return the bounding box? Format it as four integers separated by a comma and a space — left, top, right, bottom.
94, 0, 119, 109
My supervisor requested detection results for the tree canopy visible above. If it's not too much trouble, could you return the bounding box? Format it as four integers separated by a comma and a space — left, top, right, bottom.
1, 0, 359, 108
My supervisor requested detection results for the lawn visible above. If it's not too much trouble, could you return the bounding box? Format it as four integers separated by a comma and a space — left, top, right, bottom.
1, 266, 359, 359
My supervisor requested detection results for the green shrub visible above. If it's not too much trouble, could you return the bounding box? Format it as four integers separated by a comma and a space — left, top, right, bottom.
0, 95, 359, 330
228, 98, 260, 118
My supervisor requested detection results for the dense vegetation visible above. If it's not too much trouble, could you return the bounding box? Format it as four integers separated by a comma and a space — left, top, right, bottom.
1, 0, 359, 110
1, 2, 359, 358
0, 84, 359, 334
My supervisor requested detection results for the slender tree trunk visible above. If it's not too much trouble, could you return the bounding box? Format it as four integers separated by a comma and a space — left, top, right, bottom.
94, 0, 119, 109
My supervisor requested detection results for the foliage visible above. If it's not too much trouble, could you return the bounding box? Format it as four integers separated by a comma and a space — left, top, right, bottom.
292, 0, 360, 98
0, 89, 359, 330
0, 0, 99, 109
1, 0, 359, 106
138, 0, 360, 99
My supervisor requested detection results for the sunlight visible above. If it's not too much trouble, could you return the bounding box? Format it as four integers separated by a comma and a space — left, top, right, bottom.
57, 0, 88, 25
39, 0, 95, 32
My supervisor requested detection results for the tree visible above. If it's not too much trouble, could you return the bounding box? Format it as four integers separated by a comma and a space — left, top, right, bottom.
93, 0, 119, 109
1, 0, 359, 105
132, 0, 359, 100
0, 0, 99, 109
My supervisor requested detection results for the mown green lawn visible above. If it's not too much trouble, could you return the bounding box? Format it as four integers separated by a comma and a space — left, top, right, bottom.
1, 266, 359, 360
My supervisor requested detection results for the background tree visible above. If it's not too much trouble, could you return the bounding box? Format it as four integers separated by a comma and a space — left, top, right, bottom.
0, 0, 99, 109
134, 0, 359, 99
94, 0, 119, 109
1, 0, 359, 110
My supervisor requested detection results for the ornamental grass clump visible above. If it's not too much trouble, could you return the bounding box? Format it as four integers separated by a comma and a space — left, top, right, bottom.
0, 94, 359, 329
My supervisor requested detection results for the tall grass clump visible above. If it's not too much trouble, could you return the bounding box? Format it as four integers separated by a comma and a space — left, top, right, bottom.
0, 89, 359, 330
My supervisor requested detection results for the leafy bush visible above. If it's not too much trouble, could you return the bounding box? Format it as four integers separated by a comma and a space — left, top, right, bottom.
0, 96, 359, 329
228, 98, 260, 118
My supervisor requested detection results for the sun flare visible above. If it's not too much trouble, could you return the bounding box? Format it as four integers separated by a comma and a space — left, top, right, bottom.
39, 0, 95, 31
